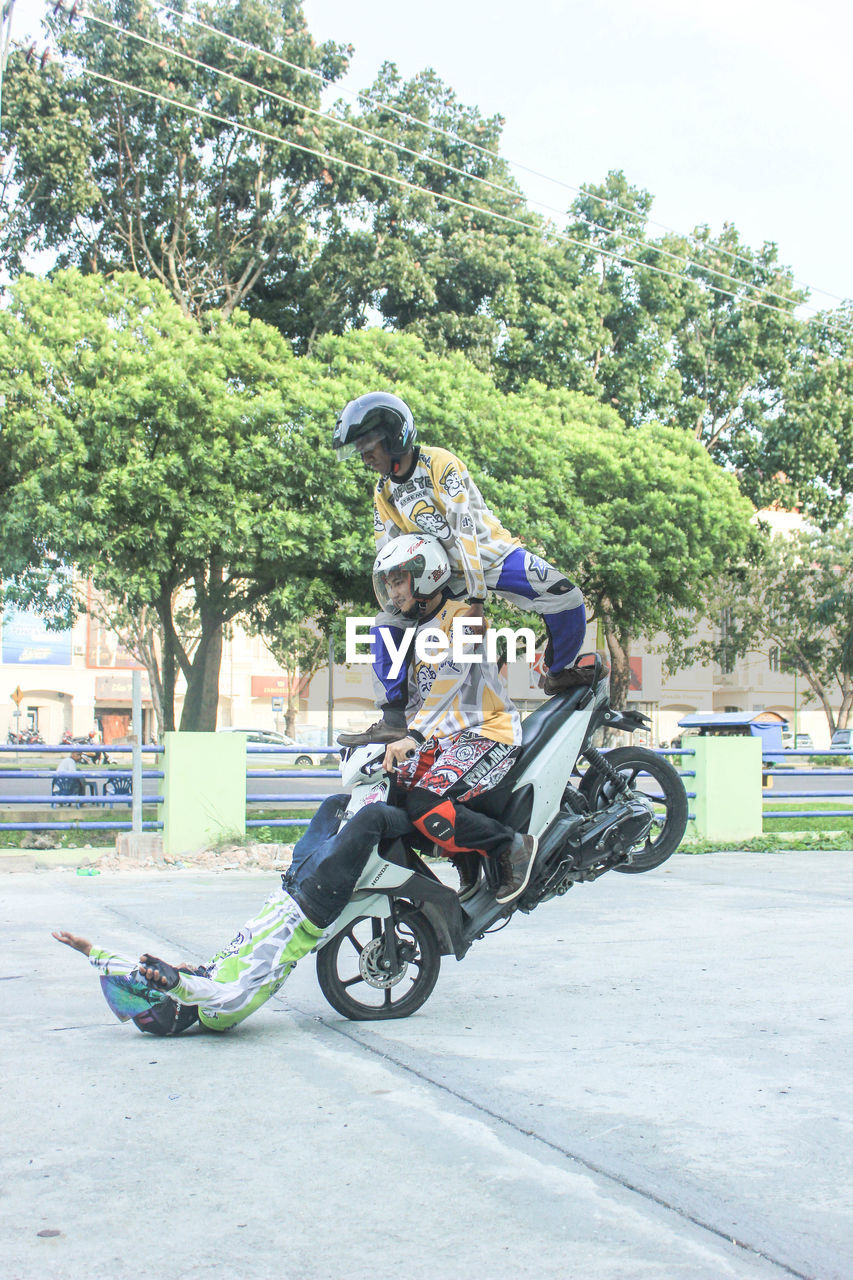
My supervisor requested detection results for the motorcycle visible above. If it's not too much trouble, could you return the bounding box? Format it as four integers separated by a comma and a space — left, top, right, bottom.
312, 656, 688, 1021
7, 727, 45, 745
60, 730, 109, 765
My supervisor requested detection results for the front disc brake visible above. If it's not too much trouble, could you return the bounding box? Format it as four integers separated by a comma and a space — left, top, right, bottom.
358, 936, 410, 989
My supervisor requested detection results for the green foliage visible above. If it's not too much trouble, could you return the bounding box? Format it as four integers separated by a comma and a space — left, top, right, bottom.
650, 225, 804, 465
0, 269, 365, 728
761, 305, 853, 525
0, 51, 99, 273
698, 524, 853, 736
2, 0, 351, 316
1, 277, 756, 721
515, 380, 755, 702
251, 60, 532, 365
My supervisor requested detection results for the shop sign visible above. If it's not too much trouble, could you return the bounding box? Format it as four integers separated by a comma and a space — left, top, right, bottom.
2, 605, 72, 665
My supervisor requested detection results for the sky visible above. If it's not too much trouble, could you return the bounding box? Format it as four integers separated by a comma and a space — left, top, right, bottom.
8, 0, 852, 310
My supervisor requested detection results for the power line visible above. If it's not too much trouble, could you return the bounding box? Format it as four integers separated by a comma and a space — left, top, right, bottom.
70, 63, 812, 327
139, 0, 845, 307
67, 4, 818, 319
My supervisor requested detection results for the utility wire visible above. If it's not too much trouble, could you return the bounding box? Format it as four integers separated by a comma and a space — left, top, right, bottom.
71, 63, 813, 327
140, 0, 845, 307
69, 4, 817, 319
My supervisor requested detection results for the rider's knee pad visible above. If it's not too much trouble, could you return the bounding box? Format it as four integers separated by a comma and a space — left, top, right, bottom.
406, 793, 468, 852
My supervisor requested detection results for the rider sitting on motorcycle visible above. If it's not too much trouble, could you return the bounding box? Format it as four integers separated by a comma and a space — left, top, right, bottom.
368, 533, 538, 908
334, 391, 589, 749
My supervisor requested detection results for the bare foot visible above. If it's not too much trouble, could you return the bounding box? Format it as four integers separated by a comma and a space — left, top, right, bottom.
138, 953, 180, 990
52, 931, 92, 956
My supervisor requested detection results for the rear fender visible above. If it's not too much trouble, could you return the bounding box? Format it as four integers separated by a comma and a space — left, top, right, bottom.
599, 707, 651, 735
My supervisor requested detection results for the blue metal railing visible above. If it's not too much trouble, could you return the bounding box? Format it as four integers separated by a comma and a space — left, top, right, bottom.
245, 744, 341, 830
761, 748, 853, 821
652, 747, 696, 821
244, 744, 703, 831
0, 744, 164, 831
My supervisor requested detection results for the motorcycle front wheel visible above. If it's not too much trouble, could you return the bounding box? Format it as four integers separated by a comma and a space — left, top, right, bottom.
316, 905, 440, 1021
579, 746, 688, 873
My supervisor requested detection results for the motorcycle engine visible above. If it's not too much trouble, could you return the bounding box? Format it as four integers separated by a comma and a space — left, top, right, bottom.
569, 797, 654, 867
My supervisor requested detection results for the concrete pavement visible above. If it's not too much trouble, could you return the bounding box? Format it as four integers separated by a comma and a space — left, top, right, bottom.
2, 851, 851, 1279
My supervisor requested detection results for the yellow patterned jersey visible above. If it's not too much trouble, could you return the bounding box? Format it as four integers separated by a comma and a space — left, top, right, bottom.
408, 597, 522, 747
374, 446, 521, 601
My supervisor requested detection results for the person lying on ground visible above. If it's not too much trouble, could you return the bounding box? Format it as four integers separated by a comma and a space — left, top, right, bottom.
51, 794, 411, 1037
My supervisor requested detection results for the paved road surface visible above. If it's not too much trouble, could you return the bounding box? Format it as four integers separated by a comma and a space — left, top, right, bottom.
2, 851, 851, 1279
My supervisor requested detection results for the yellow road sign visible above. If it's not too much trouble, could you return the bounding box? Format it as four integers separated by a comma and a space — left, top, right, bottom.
11, 686, 24, 706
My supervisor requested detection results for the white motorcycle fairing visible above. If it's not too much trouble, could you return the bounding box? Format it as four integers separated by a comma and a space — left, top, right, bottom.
313, 681, 605, 955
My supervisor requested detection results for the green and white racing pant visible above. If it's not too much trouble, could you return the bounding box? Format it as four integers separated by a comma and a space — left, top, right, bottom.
89, 887, 322, 1032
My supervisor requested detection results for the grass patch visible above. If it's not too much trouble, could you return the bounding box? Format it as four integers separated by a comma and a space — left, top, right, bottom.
245, 805, 313, 843
762, 799, 853, 836
683, 831, 853, 853
0, 828, 124, 848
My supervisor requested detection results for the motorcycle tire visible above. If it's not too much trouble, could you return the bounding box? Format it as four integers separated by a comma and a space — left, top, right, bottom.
579, 746, 688, 873
316, 906, 441, 1021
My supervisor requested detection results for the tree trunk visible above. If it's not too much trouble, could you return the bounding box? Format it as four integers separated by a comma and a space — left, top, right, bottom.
136, 621, 165, 740
604, 624, 633, 710
179, 621, 224, 731
157, 599, 178, 733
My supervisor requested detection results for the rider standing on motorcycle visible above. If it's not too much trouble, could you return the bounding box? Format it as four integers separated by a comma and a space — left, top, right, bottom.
334, 391, 589, 748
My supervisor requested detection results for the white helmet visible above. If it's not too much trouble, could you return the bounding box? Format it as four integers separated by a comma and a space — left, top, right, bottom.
372, 534, 451, 615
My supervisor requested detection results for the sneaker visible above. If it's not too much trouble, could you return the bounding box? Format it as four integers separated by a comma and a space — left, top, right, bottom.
337, 720, 408, 747
543, 663, 597, 695
495, 833, 539, 904
449, 851, 481, 901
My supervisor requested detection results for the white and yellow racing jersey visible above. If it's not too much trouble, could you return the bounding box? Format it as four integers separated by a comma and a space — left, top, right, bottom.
408, 597, 522, 747
374, 446, 521, 601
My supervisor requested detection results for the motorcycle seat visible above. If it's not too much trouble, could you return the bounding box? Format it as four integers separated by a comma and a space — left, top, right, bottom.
464, 669, 601, 823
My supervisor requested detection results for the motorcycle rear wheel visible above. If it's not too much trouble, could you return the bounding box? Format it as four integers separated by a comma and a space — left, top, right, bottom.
579, 746, 688, 872
316, 906, 440, 1021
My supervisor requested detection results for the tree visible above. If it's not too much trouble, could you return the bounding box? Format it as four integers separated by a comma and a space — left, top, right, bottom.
699, 526, 853, 736
558, 170, 678, 424
256, 617, 325, 736
760, 305, 853, 527
648, 224, 804, 472
513, 383, 756, 705
1, 0, 351, 317
492, 171, 807, 480
251, 61, 536, 367
0, 270, 365, 730
0, 51, 99, 273
1, 277, 758, 724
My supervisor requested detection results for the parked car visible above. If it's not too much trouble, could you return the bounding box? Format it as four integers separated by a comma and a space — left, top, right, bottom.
217, 728, 318, 767
830, 729, 853, 750
293, 725, 343, 764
